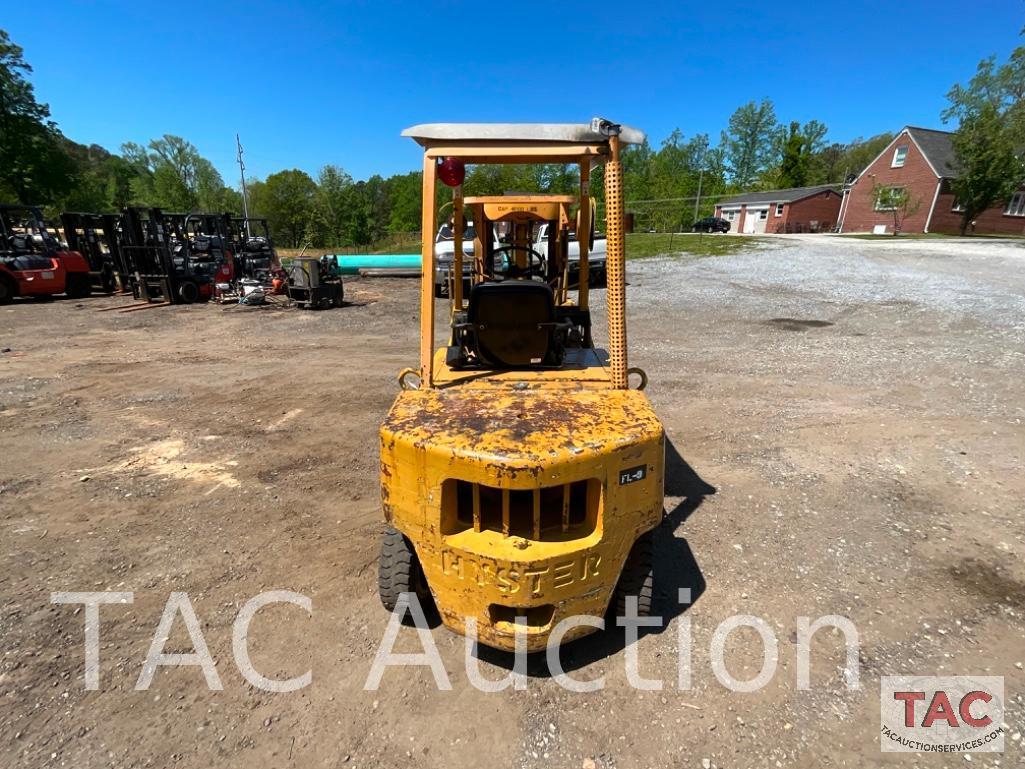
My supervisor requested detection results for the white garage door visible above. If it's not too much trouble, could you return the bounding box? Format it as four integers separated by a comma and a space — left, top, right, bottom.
744, 207, 769, 234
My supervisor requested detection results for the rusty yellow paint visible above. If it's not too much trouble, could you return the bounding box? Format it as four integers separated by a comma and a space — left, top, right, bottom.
386, 122, 662, 652
381, 383, 665, 651
464, 195, 576, 224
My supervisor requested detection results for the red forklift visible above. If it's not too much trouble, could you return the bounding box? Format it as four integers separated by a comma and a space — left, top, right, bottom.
0, 205, 93, 304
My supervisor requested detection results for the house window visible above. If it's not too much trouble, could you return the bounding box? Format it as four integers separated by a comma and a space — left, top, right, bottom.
874, 186, 905, 211
951, 198, 965, 213
891, 146, 908, 168
758, 209, 768, 220
723, 210, 736, 221
1005, 192, 1025, 217
775, 203, 784, 217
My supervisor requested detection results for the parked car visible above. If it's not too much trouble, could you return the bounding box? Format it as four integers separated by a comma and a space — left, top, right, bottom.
434, 222, 608, 296
433, 222, 482, 297
692, 216, 730, 233
534, 223, 607, 288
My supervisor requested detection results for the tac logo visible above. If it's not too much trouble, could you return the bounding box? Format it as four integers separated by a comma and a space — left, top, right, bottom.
880, 676, 1004, 753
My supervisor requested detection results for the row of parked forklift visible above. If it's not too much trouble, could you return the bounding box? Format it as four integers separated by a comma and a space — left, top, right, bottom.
0, 204, 280, 306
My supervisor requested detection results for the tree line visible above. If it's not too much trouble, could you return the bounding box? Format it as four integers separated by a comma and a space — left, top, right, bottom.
2, 26, 1022, 245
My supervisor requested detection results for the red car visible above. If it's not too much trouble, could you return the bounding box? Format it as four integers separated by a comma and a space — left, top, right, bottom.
0, 205, 92, 304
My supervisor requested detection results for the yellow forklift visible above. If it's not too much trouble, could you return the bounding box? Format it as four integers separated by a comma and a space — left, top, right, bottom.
379, 120, 665, 651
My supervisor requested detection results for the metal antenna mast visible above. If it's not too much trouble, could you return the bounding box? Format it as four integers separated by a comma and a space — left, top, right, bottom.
236, 133, 251, 236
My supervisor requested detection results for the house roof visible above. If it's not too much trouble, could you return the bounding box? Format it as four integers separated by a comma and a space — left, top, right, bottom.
904, 126, 959, 177
717, 184, 840, 207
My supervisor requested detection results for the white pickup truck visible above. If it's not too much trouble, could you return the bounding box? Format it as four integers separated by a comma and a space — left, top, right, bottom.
434, 223, 607, 297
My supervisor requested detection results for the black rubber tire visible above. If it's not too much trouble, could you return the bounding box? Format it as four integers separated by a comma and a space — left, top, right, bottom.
378, 526, 426, 613
177, 280, 199, 304
612, 530, 656, 617
65, 273, 91, 299
331, 284, 344, 307
0, 277, 14, 305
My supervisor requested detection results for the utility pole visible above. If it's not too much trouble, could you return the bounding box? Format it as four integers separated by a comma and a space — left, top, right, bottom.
692, 137, 708, 227
236, 133, 250, 236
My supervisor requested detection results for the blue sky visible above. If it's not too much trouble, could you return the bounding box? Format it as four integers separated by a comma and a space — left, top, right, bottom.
6, 1, 1021, 185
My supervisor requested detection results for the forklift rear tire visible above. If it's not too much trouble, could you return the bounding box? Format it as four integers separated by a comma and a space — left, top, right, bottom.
612, 529, 655, 617
177, 280, 199, 304
0, 277, 13, 305
378, 526, 428, 615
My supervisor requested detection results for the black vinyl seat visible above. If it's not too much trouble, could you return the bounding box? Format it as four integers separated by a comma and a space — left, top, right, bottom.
455, 281, 571, 368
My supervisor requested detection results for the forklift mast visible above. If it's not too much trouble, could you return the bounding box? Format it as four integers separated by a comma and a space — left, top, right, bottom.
119, 207, 212, 304
0, 205, 60, 257
60, 212, 127, 292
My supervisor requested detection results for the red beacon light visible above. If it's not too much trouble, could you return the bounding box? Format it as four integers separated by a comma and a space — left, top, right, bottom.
437, 156, 465, 187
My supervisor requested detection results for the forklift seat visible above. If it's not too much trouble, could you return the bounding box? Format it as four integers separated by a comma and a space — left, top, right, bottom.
461, 280, 570, 367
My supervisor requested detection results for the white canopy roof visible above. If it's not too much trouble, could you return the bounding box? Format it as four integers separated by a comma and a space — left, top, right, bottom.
402, 121, 646, 147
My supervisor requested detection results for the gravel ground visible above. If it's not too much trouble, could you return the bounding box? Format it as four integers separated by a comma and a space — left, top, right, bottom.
1, 236, 1023, 769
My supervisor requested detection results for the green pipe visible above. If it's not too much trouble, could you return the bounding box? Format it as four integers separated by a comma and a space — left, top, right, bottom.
328, 254, 422, 275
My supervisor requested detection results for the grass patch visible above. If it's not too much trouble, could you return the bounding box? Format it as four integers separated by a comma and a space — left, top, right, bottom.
625, 232, 770, 259
277, 235, 422, 259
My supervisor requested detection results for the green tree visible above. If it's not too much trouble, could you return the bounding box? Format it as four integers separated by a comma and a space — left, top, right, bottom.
621, 138, 654, 201
195, 158, 236, 211
944, 46, 1025, 138
721, 99, 779, 188
801, 120, 829, 156
311, 164, 354, 246
0, 29, 74, 204
778, 122, 809, 188
121, 135, 239, 213
871, 183, 922, 235
950, 103, 1022, 234
943, 44, 1025, 234
362, 174, 391, 243
258, 169, 317, 247
839, 134, 895, 181
385, 171, 422, 233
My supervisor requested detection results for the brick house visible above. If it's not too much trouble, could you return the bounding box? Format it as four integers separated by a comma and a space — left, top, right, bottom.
837, 126, 1025, 235
714, 185, 842, 234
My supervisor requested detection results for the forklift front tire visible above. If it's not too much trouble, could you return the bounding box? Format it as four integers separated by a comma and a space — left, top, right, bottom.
178, 280, 199, 304
378, 526, 427, 614
65, 273, 91, 299
0, 277, 14, 305
612, 529, 656, 618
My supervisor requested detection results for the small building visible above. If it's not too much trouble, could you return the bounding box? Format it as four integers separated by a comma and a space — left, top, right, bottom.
838, 126, 1025, 235
715, 185, 842, 234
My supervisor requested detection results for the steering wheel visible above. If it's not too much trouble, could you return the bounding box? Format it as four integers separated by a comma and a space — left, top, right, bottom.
487, 245, 547, 281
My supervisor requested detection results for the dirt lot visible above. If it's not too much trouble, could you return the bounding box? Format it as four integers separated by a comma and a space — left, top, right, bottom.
1, 237, 1024, 769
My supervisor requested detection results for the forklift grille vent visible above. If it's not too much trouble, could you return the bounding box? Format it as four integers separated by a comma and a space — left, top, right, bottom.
441, 479, 600, 540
